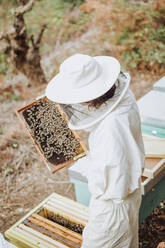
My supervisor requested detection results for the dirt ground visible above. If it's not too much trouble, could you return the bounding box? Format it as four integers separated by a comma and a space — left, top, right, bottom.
0, 43, 163, 246
139, 200, 165, 248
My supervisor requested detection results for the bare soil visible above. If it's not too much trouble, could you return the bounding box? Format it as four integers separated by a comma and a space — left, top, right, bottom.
139, 200, 165, 248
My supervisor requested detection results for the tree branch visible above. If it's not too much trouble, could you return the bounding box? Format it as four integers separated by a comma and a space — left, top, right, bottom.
17, 0, 29, 5
30, 34, 35, 47
34, 24, 47, 48
15, 0, 34, 16
0, 32, 11, 47
0, 32, 12, 54
0, 32, 9, 41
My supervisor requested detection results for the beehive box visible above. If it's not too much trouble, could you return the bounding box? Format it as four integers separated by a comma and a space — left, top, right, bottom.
137, 90, 165, 128
5, 193, 89, 248
16, 97, 87, 173
143, 158, 165, 179
141, 157, 165, 195
141, 123, 165, 138
142, 135, 165, 158
141, 167, 165, 195
68, 156, 165, 206
153, 76, 165, 92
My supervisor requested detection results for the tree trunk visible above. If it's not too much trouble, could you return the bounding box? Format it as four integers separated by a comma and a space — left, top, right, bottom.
0, 0, 47, 85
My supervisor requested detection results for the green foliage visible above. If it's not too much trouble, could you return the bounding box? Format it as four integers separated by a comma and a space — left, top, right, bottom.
0, 0, 17, 4
25, 0, 70, 46
64, 11, 92, 36
1, 0, 164, 75
0, 91, 21, 101
0, 52, 9, 75
25, 0, 91, 54
109, 1, 165, 71
0, 125, 3, 135
61, 0, 84, 7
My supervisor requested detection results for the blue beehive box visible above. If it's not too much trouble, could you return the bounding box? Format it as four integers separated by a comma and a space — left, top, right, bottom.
141, 124, 165, 138
153, 76, 165, 92
137, 90, 165, 157
137, 90, 165, 129
68, 164, 91, 206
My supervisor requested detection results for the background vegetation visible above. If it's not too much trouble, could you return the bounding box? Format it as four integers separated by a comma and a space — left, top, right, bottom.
0, 0, 164, 81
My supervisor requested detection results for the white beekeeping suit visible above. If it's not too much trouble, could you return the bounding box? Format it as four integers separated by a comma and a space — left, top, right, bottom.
45, 53, 145, 248
68, 76, 145, 248
69, 89, 145, 247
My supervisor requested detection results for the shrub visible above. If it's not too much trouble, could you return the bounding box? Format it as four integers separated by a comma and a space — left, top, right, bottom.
0, 0, 17, 4
81, 0, 165, 73
61, 0, 84, 7
109, 0, 165, 72
0, 52, 9, 75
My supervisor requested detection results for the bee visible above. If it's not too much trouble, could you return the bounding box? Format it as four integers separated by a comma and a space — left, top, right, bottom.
47, 213, 84, 234
22, 99, 81, 165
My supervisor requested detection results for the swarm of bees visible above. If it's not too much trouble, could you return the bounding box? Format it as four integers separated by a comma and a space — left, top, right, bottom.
48, 213, 84, 234
22, 99, 81, 165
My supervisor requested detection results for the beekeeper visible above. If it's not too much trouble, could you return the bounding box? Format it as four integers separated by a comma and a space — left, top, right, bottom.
45, 53, 145, 248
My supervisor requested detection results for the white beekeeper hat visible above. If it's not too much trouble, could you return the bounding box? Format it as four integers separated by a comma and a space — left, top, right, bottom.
45, 53, 121, 104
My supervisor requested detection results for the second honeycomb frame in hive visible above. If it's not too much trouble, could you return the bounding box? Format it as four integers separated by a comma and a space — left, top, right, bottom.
16, 97, 87, 173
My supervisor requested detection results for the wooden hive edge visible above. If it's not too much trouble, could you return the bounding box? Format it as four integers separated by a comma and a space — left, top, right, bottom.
43, 204, 87, 226
141, 167, 165, 195
44, 202, 87, 224
48, 198, 88, 219
143, 158, 165, 178
141, 177, 151, 195
50, 193, 89, 213
145, 154, 165, 158
52, 160, 74, 174
6, 224, 69, 248
4, 193, 56, 234
5, 227, 44, 248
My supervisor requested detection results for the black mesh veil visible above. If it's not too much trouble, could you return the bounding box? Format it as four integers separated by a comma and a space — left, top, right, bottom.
59, 72, 129, 130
